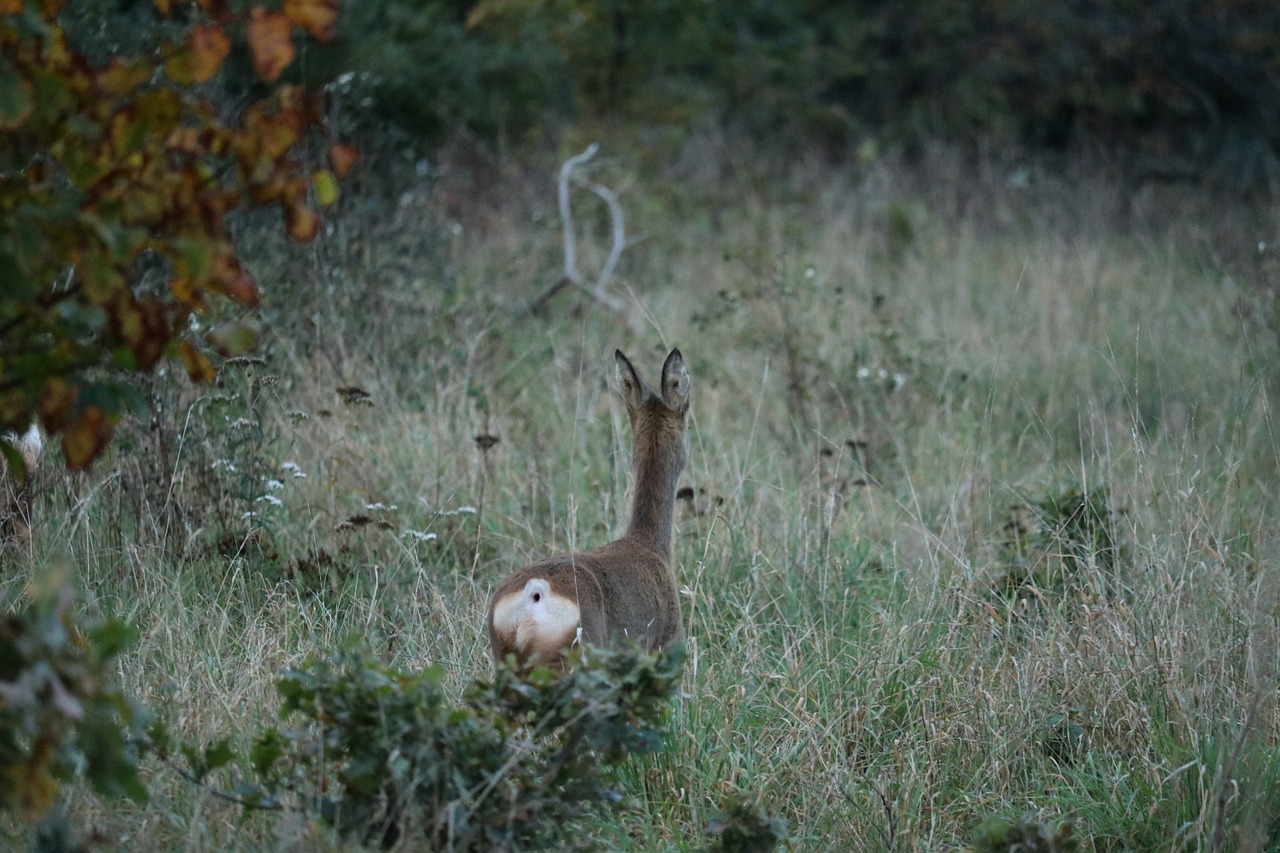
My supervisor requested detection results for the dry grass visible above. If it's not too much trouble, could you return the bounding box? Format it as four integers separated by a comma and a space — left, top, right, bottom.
6, 142, 1280, 850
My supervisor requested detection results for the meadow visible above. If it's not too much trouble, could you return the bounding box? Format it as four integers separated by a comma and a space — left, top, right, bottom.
6, 138, 1280, 850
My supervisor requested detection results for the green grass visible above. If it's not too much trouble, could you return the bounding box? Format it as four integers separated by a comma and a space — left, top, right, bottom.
5, 142, 1280, 850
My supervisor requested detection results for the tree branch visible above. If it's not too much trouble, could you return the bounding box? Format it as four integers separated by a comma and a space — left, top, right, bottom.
535, 144, 641, 333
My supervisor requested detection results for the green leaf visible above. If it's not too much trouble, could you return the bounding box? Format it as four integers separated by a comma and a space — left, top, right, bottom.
0, 58, 34, 129
87, 619, 137, 661
250, 729, 285, 778
203, 738, 236, 774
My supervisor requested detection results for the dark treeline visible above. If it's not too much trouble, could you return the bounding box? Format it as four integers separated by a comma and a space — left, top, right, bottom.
66, 0, 1280, 177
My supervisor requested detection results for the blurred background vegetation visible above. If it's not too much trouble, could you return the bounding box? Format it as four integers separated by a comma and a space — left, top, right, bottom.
67, 0, 1280, 180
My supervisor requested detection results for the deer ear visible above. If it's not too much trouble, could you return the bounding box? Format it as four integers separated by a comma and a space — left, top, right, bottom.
615, 350, 644, 409
660, 348, 690, 411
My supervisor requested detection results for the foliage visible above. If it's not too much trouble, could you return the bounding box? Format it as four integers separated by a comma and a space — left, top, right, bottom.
0, 567, 145, 827
999, 483, 1124, 603
973, 814, 1080, 853
0, 0, 355, 469
704, 796, 789, 853
166, 642, 685, 850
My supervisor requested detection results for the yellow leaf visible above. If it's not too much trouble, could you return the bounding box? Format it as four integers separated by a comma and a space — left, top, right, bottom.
313, 168, 338, 207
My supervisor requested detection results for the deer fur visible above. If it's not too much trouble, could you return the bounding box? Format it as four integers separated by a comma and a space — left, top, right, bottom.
488, 348, 691, 671
2, 423, 43, 551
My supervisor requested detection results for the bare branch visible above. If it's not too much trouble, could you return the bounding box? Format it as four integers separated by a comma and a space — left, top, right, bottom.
544, 143, 641, 333
557, 143, 598, 290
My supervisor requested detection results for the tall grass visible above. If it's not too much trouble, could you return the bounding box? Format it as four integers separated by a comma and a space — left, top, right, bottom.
6, 142, 1279, 850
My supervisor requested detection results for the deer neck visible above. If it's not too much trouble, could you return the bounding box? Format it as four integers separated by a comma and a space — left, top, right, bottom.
623, 426, 684, 560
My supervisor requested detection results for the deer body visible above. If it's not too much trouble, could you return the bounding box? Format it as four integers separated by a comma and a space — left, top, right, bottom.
488, 349, 691, 671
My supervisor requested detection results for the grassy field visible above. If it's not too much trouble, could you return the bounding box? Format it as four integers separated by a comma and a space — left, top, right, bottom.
6, 140, 1280, 850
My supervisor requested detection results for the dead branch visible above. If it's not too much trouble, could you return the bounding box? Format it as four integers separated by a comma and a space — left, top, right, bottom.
531, 144, 641, 332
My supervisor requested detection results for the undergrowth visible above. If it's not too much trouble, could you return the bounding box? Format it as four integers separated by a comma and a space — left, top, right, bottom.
4, 144, 1280, 850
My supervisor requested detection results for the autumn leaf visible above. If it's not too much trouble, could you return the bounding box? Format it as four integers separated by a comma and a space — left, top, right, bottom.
177, 340, 216, 383
284, 0, 339, 42
250, 107, 304, 159
282, 179, 320, 242
313, 168, 339, 207
62, 405, 115, 470
0, 0, 24, 14
222, 271, 260, 307
285, 198, 320, 242
96, 57, 153, 98
247, 8, 295, 82
328, 143, 359, 179
195, 0, 231, 17
187, 24, 231, 84
10, 742, 58, 822
207, 319, 261, 356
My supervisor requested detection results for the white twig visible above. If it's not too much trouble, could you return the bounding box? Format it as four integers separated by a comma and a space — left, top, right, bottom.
557, 143, 598, 290
551, 143, 640, 332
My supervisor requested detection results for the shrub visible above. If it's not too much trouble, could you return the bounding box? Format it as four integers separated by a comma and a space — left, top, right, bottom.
164, 641, 685, 850
0, 567, 145, 829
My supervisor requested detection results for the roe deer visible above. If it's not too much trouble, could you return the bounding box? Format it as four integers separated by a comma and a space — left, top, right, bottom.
2, 423, 43, 552
488, 348, 691, 671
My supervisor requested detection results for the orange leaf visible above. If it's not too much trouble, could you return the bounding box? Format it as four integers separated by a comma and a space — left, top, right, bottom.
284, 0, 339, 42
223, 271, 260, 307
247, 8, 295, 82
328, 143, 359, 179
0, 0, 24, 14
62, 405, 115, 470
153, 0, 172, 15
251, 107, 303, 159
285, 200, 320, 243
187, 24, 230, 83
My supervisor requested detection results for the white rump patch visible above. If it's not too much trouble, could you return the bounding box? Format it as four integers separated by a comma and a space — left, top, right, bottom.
491, 578, 582, 663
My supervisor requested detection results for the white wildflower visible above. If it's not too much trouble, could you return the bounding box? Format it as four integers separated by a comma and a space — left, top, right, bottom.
403, 530, 438, 542
255, 494, 283, 507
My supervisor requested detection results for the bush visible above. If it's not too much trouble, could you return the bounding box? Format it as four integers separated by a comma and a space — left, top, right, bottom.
0, 567, 145, 829
163, 641, 686, 850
